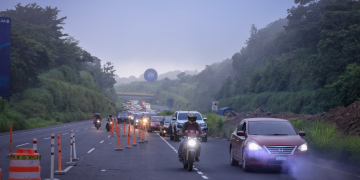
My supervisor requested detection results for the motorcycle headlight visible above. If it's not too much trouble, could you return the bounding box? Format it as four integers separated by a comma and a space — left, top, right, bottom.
298, 143, 308, 151
110, 122, 113, 125
187, 139, 196, 147
136, 120, 139, 122
131, 117, 134, 120
143, 119, 148, 122
164, 125, 169, 128
97, 120, 100, 123
248, 142, 262, 151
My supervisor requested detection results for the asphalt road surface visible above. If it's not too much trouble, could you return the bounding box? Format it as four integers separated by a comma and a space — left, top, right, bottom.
0, 120, 359, 180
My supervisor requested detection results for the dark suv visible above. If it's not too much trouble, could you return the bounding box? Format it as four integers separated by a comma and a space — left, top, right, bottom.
117, 112, 129, 123
159, 116, 172, 136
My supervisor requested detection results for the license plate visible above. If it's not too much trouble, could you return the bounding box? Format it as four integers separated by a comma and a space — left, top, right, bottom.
276, 156, 287, 161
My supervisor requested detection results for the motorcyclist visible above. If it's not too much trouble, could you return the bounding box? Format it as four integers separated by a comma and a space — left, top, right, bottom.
106, 114, 114, 130
178, 112, 204, 162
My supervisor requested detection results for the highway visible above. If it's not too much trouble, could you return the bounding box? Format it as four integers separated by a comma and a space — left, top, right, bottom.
0, 119, 359, 180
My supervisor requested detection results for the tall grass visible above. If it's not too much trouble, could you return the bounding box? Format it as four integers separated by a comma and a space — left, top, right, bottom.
292, 120, 360, 165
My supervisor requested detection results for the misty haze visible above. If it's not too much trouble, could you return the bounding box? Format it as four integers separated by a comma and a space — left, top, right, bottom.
0, 1, 360, 180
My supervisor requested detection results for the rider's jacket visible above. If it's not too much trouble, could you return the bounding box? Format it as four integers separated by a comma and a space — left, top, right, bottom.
181, 122, 202, 134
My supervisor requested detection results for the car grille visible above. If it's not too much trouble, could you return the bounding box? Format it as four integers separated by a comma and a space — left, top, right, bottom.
263, 146, 297, 155
200, 123, 207, 127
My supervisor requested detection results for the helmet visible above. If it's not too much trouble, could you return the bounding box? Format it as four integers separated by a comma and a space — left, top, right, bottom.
187, 112, 197, 122
109, 114, 112, 118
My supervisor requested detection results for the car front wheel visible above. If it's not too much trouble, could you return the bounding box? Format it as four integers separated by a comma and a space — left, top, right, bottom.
230, 147, 239, 166
242, 150, 251, 172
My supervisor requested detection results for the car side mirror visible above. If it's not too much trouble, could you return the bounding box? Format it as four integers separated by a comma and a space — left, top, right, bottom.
236, 131, 245, 136
172, 117, 176, 120
203, 118, 207, 121
299, 131, 306, 137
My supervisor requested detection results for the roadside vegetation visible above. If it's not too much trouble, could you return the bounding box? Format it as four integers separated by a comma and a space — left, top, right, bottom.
0, 4, 123, 132
216, 0, 360, 114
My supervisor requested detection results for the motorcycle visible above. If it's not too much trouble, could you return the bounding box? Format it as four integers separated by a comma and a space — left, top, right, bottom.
106, 120, 114, 132
179, 131, 201, 171
95, 119, 101, 129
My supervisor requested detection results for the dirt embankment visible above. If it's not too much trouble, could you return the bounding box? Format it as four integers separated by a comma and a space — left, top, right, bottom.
225, 101, 360, 136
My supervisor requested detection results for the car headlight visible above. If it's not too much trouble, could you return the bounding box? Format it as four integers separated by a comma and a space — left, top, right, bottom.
298, 143, 308, 151
131, 117, 134, 120
248, 142, 262, 150
187, 139, 196, 147
143, 119, 148, 122
136, 120, 139, 122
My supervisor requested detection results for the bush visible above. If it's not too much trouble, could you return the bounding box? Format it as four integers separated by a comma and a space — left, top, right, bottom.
157, 110, 175, 116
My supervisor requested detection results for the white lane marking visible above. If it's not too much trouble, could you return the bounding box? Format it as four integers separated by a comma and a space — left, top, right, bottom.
92, 127, 95, 129
75, 130, 80, 132
157, 133, 210, 179
84, 128, 88, 130
0, 121, 91, 138
16, 143, 29, 147
87, 148, 95, 153
108, 135, 111, 138
100, 140, 104, 143
44, 137, 51, 140
62, 133, 68, 135
64, 166, 73, 172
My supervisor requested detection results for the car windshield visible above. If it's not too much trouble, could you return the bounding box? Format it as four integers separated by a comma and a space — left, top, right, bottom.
119, 113, 127, 116
178, 113, 202, 120
165, 117, 172, 122
151, 117, 162, 122
248, 121, 297, 135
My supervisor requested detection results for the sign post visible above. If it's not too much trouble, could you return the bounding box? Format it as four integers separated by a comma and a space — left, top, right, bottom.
0, 17, 11, 97
212, 101, 218, 111
167, 99, 173, 111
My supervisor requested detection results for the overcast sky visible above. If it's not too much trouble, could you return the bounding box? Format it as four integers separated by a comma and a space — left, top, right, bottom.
1, 1, 296, 77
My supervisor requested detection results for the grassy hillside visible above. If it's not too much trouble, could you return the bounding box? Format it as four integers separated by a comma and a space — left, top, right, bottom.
0, 66, 114, 132
216, 1, 360, 114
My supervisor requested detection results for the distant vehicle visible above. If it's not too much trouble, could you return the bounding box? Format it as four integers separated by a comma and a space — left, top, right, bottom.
130, 113, 138, 125
147, 116, 163, 132
145, 103, 151, 110
229, 118, 308, 172
117, 112, 129, 123
159, 116, 172, 136
170, 111, 208, 142
137, 112, 157, 129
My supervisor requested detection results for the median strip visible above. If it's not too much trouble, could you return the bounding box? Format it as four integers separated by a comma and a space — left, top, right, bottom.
62, 133, 68, 135
15, 143, 29, 147
64, 165, 73, 172
87, 148, 95, 153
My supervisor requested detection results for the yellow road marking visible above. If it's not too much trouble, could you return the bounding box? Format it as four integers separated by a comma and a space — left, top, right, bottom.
310, 162, 360, 178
